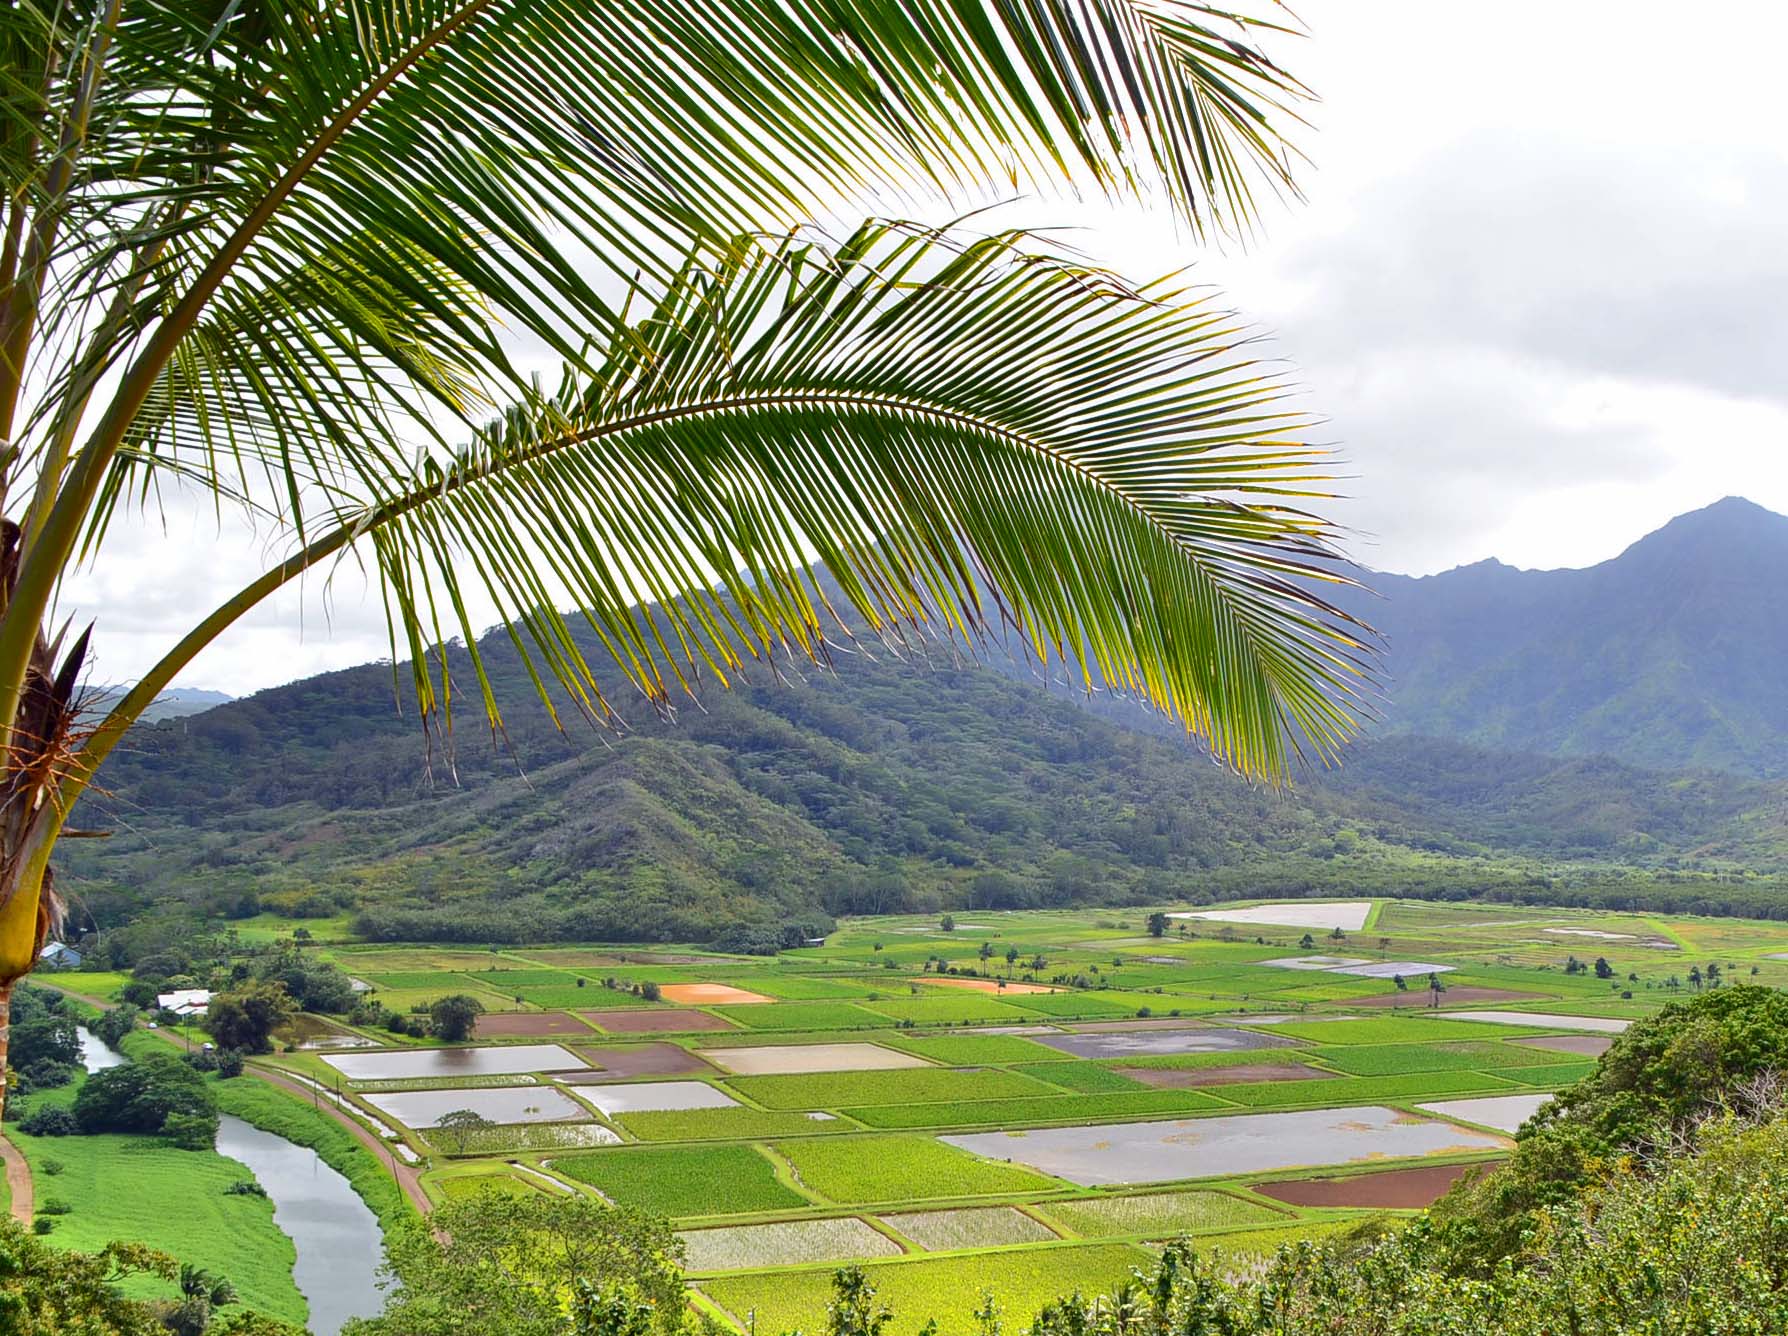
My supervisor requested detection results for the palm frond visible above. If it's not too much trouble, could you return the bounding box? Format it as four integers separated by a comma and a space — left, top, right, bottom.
322, 221, 1368, 781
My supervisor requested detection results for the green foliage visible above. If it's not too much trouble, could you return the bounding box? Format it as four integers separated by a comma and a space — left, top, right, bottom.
428, 995, 485, 1042
553, 1145, 805, 1217
203, 983, 297, 1055
0, 1219, 174, 1335
343, 1193, 690, 1336
73, 1054, 218, 1142
1432, 985, 1788, 1274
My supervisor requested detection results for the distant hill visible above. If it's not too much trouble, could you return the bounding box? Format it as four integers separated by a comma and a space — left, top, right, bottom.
1358, 497, 1788, 777
93, 686, 235, 723
59, 602, 1788, 945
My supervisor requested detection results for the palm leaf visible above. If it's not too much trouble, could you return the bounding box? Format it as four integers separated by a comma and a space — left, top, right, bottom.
91, 221, 1370, 787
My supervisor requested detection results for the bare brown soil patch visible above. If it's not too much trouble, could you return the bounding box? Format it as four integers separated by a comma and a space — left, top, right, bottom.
1253, 1161, 1491, 1209
659, 983, 773, 1005
1514, 1034, 1614, 1057
1120, 1061, 1328, 1089
920, 977, 1061, 995
562, 1043, 716, 1080
584, 1008, 738, 1034
475, 1011, 594, 1039
1353, 987, 1544, 1009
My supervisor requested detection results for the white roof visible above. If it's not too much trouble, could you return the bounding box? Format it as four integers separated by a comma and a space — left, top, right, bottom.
156, 988, 213, 1010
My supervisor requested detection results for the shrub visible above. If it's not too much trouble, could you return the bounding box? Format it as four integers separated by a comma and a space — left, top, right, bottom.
32, 1217, 52, 1234
215, 1049, 245, 1079
162, 1110, 220, 1151
39, 1158, 64, 1175
225, 1180, 268, 1198
19, 1106, 78, 1136
36, 1198, 70, 1216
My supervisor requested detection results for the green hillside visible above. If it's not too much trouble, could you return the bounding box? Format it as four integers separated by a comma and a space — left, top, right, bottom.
61, 617, 1788, 946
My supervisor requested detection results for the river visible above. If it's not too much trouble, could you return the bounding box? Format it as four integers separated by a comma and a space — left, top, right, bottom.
76, 1026, 386, 1334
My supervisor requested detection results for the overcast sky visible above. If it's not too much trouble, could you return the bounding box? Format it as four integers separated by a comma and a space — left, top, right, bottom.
65, 0, 1788, 697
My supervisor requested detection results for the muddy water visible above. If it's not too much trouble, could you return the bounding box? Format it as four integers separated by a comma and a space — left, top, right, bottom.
1034, 1027, 1297, 1060
320, 1042, 586, 1080
366, 1084, 589, 1127
75, 1026, 127, 1071
942, 1105, 1507, 1185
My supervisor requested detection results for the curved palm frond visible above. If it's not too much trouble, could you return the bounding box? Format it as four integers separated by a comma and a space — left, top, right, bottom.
94, 221, 1372, 787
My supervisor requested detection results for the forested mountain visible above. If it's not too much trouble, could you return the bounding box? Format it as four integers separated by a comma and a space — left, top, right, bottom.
1358, 496, 1788, 776
60, 593, 1788, 947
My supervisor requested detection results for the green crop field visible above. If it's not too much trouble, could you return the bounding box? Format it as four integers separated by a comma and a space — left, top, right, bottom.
617, 1107, 850, 1141
846, 1088, 1225, 1129
680, 1217, 903, 1272
1305, 1042, 1554, 1076
726, 1066, 1058, 1110
554, 1144, 807, 1216
1012, 1061, 1149, 1092
1210, 1070, 1519, 1109
773, 1135, 1062, 1204
700, 1243, 1150, 1336
884, 1034, 1067, 1065
1040, 1190, 1287, 1238
881, 1206, 1059, 1250
713, 1002, 885, 1030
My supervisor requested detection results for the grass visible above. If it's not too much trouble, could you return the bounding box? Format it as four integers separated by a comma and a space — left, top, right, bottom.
881, 1206, 1059, 1250
34, 970, 129, 1002
553, 1144, 808, 1216
700, 1243, 1148, 1336
1040, 1191, 1287, 1239
883, 1034, 1066, 1065
714, 1002, 885, 1031
1012, 1062, 1148, 1093
616, 1107, 852, 1141
210, 1074, 412, 1232
680, 1217, 902, 1272
10, 1086, 306, 1324
846, 1089, 1224, 1130
1496, 1063, 1597, 1087
436, 1171, 540, 1201
773, 1135, 1062, 1204
726, 1067, 1058, 1110
1253, 1018, 1546, 1045
860, 997, 1037, 1025
1211, 1070, 1518, 1108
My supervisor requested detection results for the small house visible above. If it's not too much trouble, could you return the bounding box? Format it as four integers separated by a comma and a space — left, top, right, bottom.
156, 988, 214, 1018
39, 941, 82, 969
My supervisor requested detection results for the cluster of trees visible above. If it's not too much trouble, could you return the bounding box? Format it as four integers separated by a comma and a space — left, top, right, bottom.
5, 986, 82, 1097
17, 1051, 220, 1150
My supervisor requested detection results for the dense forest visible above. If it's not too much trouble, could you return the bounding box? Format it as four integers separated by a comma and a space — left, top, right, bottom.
59, 604, 1788, 951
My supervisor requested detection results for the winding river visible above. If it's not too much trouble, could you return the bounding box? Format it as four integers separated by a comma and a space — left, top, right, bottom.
76, 1027, 386, 1334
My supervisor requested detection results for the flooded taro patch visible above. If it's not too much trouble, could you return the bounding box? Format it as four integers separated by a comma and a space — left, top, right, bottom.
1416, 1093, 1552, 1133
585, 1008, 738, 1033
1446, 1011, 1630, 1034
561, 1043, 717, 1079
941, 1106, 1509, 1185
1034, 1027, 1298, 1060
366, 1084, 591, 1127
573, 1080, 740, 1115
1514, 1034, 1615, 1057
1253, 1162, 1483, 1209
321, 1043, 588, 1081
1168, 901, 1373, 932
881, 1206, 1059, 1250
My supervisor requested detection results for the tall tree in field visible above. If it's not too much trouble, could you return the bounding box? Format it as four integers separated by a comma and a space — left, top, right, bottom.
0, 0, 1372, 1102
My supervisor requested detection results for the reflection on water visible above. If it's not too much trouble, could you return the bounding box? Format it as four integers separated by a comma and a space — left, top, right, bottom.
215, 1115, 384, 1336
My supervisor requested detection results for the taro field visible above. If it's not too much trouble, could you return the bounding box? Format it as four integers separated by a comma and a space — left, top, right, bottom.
194, 898, 1788, 1333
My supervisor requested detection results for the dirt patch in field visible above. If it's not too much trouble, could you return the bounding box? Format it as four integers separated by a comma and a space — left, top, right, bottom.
1353, 987, 1544, 1009
583, 1009, 738, 1033
562, 1044, 717, 1079
1514, 1034, 1615, 1057
1254, 1162, 1489, 1209
659, 983, 773, 1006
476, 1011, 594, 1038
1120, 1061, 1328, 1089
920, 977, 1061, 995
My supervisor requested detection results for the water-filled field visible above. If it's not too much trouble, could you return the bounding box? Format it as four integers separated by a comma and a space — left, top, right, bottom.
942, 1106, 1508, 1184
267, 898, 1788, 1334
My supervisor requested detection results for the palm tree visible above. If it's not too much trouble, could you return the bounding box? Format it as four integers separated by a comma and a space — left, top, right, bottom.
0, 0, 1370, 1099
